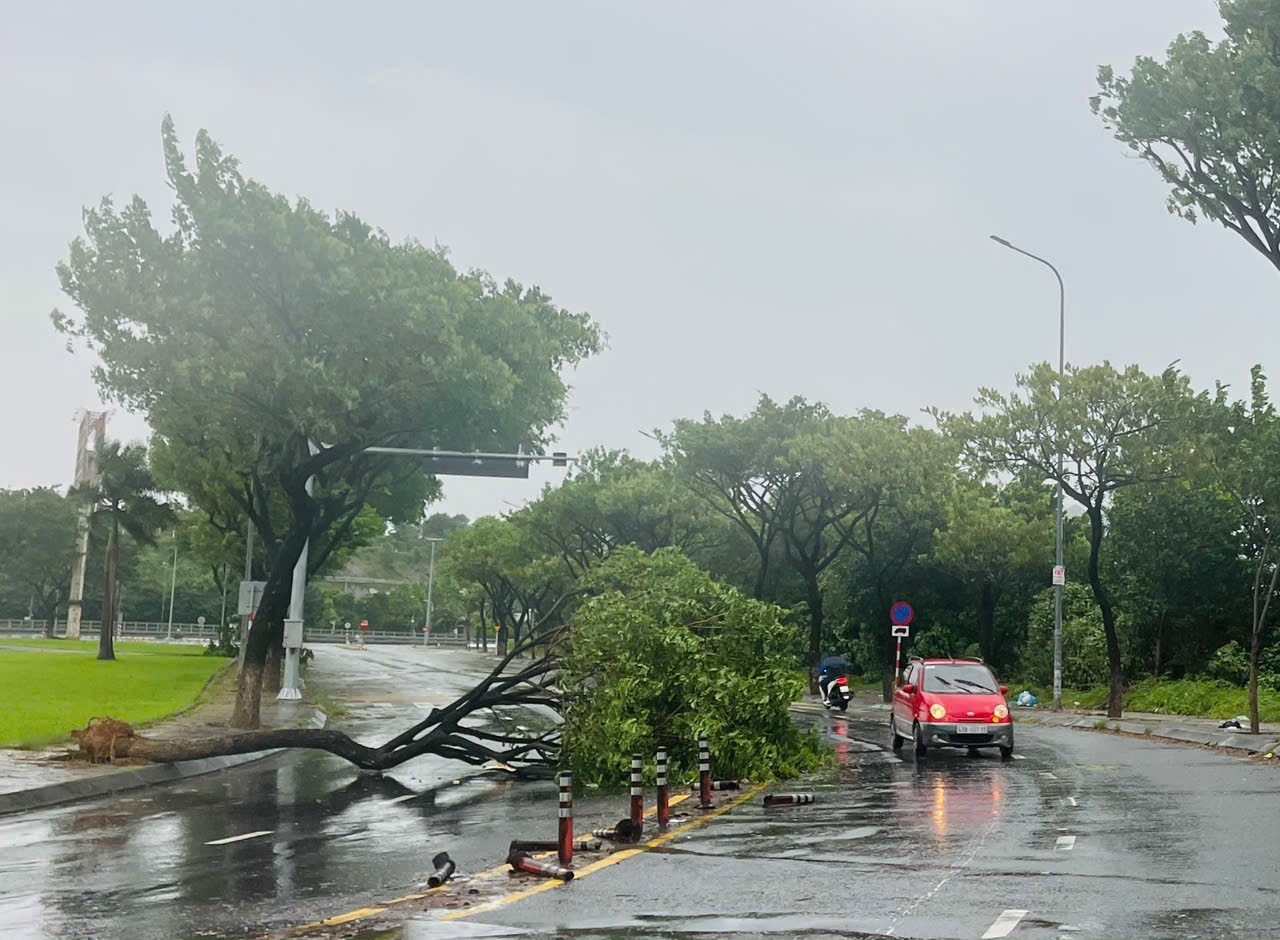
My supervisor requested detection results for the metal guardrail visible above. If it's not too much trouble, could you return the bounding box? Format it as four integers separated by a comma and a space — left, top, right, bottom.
0, 619, 473, 647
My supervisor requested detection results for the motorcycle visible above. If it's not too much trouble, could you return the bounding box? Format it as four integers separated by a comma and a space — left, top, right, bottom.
816, 655, 852, 711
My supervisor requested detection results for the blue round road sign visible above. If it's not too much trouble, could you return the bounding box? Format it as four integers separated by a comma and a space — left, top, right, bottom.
889, 601, 914, 626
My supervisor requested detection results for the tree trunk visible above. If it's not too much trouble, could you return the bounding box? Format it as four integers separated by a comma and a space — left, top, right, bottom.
1249, 633, 1261, 735
230, 559, 296, 729
80, 631, 564, 771
97, 517, 118, 661
977, 580, 996, 661
264, 642, 283, 695
1086, 507, 1124, 718
497, 624, 508, 658
806, 573, 823, 695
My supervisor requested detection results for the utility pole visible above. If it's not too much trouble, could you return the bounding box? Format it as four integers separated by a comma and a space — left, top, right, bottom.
990, 235, 1067, 711
65, 411, 106, 640
424, 537, 442, 647
279, 442, 317, 700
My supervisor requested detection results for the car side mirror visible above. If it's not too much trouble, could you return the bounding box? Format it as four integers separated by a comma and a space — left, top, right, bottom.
900, 683, 915, 694
999, 685, 1009, 696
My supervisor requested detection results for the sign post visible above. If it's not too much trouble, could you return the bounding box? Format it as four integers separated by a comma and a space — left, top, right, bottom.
889, 601, 914, 686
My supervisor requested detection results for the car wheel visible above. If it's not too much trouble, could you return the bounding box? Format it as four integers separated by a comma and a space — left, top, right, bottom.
890, 717, 904, 752
913, 722, 927, 759
1000, 745, 1013, 761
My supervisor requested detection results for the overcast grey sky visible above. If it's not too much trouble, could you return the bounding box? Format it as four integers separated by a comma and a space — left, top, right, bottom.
2, 0, 1274, 520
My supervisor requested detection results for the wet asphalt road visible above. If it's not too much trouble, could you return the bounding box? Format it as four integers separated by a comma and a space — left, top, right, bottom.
0, 647, 561, 940
416, 704, 1280, 940
3, 652, 1280, 939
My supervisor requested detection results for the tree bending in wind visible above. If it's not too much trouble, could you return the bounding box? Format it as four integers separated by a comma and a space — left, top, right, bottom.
1093, 0, 1280, 275
52, 116, 600, 726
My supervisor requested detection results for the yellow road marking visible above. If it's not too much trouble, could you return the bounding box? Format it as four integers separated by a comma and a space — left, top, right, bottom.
440, 784, 766, 922
288, 792, 694, 934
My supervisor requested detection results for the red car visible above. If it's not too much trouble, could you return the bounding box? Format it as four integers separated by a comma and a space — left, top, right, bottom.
890, 657, 1013, 760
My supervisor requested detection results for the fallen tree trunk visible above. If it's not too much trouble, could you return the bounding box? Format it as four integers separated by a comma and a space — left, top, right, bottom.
70, 630, 564, 772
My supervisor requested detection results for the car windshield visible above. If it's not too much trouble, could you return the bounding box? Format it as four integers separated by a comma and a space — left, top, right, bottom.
922, 664, 998, 694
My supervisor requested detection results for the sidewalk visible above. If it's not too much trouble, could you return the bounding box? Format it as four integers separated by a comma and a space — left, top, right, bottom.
0, 667, 325, 814
1013, 705, 1280, 757
844, 688, 1280, 759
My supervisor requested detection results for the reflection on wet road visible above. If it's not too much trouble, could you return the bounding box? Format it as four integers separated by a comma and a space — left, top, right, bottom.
4, 660, 1280, 939
445, 705, 1280, 940
0, 648, 556, 939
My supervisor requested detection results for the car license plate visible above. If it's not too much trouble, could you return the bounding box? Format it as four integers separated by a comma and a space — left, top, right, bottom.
954, 724, 989, 735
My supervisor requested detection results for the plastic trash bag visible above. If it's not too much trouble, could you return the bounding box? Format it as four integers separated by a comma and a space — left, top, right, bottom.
1016, 690, 1038, 707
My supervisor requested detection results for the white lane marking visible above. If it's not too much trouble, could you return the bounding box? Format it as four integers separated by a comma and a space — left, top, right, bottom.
386, 794, 417, 804
1012, 754, 1026, 760
886, 819, 998, 934
1056, 835, 1076, 850
982, 909, 1029, 938
1040, 771, 1058, 779
206, 830, 273, 845
1066, 796, 1078, 807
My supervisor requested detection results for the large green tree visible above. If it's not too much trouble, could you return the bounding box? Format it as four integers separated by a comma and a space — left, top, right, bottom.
932, 482, 1051, 662
53, 117, 599, 727
664, 397, 873, 690
1106, 480, 1245, 678
938, 362, 1193, 717
0, 488, 79, 635
819, 416, 954, 699
1093, 0, 1280, 274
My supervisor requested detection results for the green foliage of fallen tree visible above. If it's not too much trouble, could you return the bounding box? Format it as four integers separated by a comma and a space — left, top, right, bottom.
561, 547, 824, 788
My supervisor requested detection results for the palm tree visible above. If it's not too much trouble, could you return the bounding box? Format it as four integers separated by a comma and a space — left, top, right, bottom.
76, 442, 174, 660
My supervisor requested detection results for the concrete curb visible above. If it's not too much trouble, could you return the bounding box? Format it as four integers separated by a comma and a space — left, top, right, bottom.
1039, 715, 1280, 758
0, 708, 327, 817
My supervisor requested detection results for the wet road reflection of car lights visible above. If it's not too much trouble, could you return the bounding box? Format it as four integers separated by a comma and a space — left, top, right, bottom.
833, 717, 849, 764
932, 778, 947, 838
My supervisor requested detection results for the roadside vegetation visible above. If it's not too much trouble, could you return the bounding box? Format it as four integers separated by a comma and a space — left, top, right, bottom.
0, 643, 226, 748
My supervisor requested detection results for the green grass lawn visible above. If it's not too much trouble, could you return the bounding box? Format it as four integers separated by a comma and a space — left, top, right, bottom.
0, 641, 228, 749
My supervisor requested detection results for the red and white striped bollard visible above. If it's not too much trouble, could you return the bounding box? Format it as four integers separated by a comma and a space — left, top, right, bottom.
558, 771, 573, 866
656, 747, 670, 828
698, 735, 712, 808
629, 753, 643, 827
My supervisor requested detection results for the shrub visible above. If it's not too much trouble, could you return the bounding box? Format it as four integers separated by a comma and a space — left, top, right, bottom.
1204, 641, 1250, 686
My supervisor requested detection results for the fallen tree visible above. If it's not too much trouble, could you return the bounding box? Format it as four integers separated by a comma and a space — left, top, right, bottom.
69, 632, 562, 773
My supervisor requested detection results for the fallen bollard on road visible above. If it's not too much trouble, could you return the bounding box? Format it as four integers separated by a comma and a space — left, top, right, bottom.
692, 779, 740, 791
508, 839, 602, 853
763, 793, 816, 806
508, 848, 575, 881
591, 818, 643, 843
426, 851, 456, 887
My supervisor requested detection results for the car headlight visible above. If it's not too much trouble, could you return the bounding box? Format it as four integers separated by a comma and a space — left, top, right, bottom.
929, 703, 946, 721
993, 704, 1009, 721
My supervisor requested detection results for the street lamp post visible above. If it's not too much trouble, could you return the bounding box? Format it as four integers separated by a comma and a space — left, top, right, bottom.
990, 234, 1066, 712
424, 537, 443, 648
165, 533, 178, 641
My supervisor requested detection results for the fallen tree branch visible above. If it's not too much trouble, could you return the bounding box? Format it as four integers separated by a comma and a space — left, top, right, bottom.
70, 628, 566, 772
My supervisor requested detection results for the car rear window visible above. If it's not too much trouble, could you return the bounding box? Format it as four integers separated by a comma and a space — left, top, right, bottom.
922, 663, 998, 693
